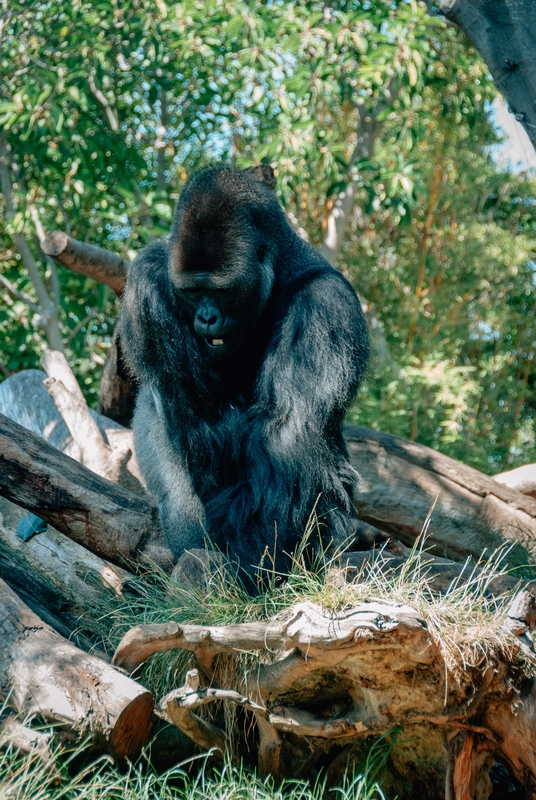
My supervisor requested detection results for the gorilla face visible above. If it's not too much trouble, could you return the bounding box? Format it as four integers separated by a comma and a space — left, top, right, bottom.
169, 197, 275, 360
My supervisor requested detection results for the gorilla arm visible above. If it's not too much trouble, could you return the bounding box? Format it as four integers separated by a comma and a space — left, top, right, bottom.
132, 385, 207, 559
257, 272, 368, 512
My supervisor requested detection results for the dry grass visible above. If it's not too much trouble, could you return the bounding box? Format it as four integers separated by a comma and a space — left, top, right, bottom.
97, 507, 532, 698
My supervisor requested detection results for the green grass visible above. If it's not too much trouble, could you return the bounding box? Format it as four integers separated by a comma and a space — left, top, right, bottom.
0, 736, 389, 800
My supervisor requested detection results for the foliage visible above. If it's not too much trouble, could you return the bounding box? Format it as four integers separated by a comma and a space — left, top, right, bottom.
0, 0, 535, 468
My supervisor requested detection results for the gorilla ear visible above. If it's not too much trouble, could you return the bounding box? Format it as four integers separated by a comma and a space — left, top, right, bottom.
243, 164, 277, 191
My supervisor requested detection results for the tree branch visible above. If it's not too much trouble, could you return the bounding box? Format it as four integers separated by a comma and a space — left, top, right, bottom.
42, 230, 128, 295
0, 272, 39, 311
438, 0, 536, 152
0, 137, 64, 350
88, 70, 119, 132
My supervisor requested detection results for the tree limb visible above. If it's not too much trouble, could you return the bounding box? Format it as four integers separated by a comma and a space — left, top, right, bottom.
438, 0, 536, 152
0, 136, 63, 350
42, 230, 128, 296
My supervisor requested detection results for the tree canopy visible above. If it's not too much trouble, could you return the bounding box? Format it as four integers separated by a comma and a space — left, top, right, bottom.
1, 0, 535, 473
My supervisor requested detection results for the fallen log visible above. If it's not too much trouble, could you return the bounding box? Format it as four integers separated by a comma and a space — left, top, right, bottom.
2, 408, 536, 576
0, 495, 137, 648
114, 597, 536, 797
0, 412, 173, 570
345, 424, 536, 569
0, 578, 154, 758
330, 539, 536, 597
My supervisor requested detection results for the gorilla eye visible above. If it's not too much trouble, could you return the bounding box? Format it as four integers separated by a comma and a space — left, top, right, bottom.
256, 244, 266, 263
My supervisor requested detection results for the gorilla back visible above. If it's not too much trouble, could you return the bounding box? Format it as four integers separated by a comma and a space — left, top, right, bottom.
120, 166, 369, 573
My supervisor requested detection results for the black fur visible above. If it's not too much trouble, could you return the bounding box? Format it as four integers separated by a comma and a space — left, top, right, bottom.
120, 167, 369, 573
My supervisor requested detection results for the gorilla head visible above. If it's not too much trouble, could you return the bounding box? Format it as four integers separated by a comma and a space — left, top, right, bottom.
168, 169, 277, 359
120, 165, 369, 575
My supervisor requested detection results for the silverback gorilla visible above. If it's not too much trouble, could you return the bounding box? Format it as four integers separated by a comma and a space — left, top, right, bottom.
120, 166, 369, 574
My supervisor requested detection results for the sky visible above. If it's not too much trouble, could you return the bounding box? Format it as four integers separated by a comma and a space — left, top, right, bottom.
491, 96, 536, 173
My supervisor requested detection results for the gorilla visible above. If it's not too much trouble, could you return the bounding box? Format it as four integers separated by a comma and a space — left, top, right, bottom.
120, 166, 369, 574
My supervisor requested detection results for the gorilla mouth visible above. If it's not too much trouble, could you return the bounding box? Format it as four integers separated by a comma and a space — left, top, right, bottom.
204, 335, 233, 353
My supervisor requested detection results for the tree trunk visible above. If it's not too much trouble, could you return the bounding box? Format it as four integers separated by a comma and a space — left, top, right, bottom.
97, 328, 138, 426
0, 578, 154, 758
0, 495, 136, 649
0, 412, 173, 569
345, 423, 536, 569
438, 0, 536, 153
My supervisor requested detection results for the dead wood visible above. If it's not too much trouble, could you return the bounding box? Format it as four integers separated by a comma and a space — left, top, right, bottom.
331, 539, 536, 597
0, 578, 154, 758
41, 349, 143, 492
114, 598, 536, 797
42, 231, 127, 296
345, 423, 536, 568
97, 328, 138, 426
0, 496, 137, 648
0, 412, 173, 569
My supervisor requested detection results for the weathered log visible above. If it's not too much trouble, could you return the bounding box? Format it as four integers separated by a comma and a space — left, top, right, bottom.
345, 423, 536, 569
0, 369, 142, 493
41, 350, 143, 493
0, 716, 56, 763
97, 328, 138, 426
114, 598, 536, 796
0, 496, 137, 648
330, 539, 536, 597
0, 412, 173, 569
42, 231, 127, 295
494, 462, 536, 499
0, 579, 154, 758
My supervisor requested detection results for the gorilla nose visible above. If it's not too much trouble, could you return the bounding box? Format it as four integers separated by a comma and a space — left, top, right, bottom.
198, 309, 221, 327
194, 305, 225, 336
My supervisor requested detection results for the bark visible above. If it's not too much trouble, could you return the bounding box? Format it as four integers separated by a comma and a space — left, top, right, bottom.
0, 579, 154, 758
41, 230, 128, 295
345, 423, 536, 568
0, 412, 173, 569
114, 597, 536, 796
97, 328, 138, 426
494, 462, 536, 499
438, 0, 536, 153
0, 495, 136, 648
41, 349, 143, 492
330, 539, 536, 597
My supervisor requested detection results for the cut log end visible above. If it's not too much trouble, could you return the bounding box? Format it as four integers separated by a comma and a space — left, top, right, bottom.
42, 230, 69, 258
109, 691, 154, 758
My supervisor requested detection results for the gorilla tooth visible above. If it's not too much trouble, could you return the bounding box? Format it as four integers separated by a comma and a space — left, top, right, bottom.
211, 339, 224, 346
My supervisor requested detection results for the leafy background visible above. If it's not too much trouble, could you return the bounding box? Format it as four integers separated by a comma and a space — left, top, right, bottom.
1, 0, 535, 473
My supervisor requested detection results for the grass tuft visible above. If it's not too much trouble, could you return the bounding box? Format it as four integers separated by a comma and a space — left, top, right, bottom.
0, 732, 388, 800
